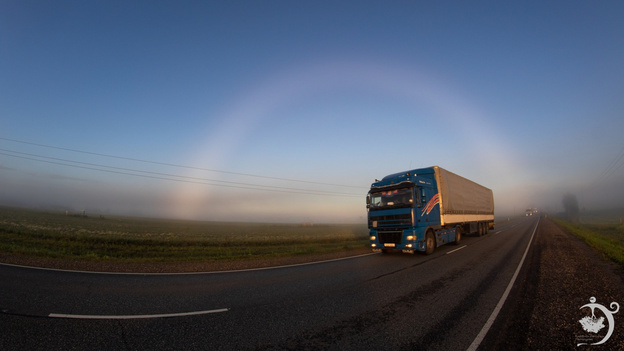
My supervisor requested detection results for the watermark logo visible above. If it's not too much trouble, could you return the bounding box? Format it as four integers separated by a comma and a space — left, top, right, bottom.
576, 297, 619, 346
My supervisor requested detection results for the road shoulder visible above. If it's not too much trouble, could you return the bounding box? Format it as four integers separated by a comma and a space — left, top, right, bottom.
480, 216, 624, 350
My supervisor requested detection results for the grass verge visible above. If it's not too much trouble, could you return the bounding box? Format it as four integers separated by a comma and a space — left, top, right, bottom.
551, 216, 624, 269
0, 207, 369, 263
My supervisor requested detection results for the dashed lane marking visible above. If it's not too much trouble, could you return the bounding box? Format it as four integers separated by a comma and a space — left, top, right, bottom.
446, 245, 467, 255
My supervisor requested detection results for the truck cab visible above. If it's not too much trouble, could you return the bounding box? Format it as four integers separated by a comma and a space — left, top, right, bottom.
367, 169, 454, 254
367, 166, 493, 255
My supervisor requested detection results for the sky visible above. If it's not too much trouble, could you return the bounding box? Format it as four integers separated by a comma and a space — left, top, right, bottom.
1, 1, 624, 223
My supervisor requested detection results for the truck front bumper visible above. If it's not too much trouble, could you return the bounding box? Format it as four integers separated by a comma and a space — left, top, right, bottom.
369, 230, 425, 252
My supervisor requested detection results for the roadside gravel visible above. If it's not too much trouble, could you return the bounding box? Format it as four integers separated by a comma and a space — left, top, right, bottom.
482, 217, 624, 350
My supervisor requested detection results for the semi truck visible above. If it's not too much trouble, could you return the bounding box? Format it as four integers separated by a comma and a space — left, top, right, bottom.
366, 166, 494, 255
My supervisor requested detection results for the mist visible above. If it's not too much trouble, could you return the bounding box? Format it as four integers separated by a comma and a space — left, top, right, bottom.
0, 168, 365, 223
492, 171, 624, 219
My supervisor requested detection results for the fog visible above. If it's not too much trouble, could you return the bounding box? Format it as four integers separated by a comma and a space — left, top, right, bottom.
2, 158, 623, 224
0, 167, 365, 223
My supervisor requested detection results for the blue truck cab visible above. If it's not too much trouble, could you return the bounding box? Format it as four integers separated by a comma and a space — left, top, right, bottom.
367, 167, 463, 255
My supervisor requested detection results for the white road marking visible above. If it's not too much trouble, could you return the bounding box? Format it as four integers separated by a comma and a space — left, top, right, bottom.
206, 253, 377, 274
48, 308, 229, 320
446, 245, 467, 255
0, 253, 376, 275
466, 218, 539, 351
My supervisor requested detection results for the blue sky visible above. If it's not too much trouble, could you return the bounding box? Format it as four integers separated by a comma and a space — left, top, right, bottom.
2, 1, 624, 222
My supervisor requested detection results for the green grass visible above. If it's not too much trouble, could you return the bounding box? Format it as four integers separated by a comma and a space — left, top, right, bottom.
0, 207, 369, 263
552, 214, 624, 268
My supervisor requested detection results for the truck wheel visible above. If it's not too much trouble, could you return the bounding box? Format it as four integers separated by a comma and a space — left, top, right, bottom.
453, 226, 462, 245
424, 230, 435, 255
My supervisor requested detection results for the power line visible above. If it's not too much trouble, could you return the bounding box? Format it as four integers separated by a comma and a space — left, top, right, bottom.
599, 144, 624, 181
0, 150, 362, 197
0, 136, 365, 189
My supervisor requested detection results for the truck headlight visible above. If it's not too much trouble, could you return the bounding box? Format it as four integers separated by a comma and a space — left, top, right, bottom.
406, 235, 414, 241
370, 236, 376, 241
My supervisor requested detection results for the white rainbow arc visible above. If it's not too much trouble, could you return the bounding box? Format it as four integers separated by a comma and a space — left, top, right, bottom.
169, 58, 519, 220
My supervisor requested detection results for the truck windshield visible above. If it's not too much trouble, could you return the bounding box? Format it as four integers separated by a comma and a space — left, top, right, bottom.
369, 188, 414, 209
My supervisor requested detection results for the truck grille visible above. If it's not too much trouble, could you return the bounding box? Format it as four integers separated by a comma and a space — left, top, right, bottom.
377, 230, 403, 245
369, 213, 412, 229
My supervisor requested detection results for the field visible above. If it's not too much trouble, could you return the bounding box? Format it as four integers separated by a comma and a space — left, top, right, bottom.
552, 209, 624, 268
0, 207, 369, 263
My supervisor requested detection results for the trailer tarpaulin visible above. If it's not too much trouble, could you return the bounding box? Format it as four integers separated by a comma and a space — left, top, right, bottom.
435, 167, 494, 215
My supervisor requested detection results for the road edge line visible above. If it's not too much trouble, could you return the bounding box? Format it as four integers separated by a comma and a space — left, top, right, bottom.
48, 308, 229, 320
466, 218, 539, 351
0, 253, 376, 275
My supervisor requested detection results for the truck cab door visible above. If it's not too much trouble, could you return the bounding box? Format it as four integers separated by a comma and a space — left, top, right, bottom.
421, 186, 441, 224
418, 186, 431, 222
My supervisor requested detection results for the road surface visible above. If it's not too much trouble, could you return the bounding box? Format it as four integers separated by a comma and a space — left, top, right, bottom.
2, 216, 620, 350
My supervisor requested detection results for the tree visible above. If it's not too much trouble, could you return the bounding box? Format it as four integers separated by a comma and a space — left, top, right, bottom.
562, 193, 580, 223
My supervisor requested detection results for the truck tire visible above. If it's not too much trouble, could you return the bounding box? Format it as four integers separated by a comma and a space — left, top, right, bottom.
424, 230, 435, 255
453, 226, 462, 245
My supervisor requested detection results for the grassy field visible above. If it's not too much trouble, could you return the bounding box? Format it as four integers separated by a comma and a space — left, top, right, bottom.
0, 207, 369, 263
552, 210, 624, 268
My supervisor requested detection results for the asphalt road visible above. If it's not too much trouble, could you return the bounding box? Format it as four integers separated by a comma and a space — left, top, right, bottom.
1, 216, 540, 350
